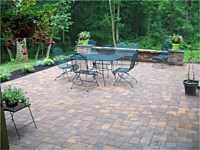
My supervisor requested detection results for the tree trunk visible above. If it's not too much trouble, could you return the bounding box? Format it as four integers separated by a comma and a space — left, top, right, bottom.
147, 17, 151, 35
109, 0, 116, 47
16, 39, 29, 62
62, 29, 65, 43
0, 87, 10, 149
6, 47, 13, 60
170, 0, 174, 35
46, 44, 52, 58
35, 44, 41, 60
116, 5, 120, 42
135, 6, 139, 38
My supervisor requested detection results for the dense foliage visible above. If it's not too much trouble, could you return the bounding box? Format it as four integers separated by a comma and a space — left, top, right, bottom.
1, 0, 200, 63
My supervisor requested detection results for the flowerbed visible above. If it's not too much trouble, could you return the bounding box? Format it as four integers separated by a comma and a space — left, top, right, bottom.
1, 64, 56, 83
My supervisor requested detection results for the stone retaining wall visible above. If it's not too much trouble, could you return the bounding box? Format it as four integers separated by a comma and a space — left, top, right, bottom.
76, 45, 184, 65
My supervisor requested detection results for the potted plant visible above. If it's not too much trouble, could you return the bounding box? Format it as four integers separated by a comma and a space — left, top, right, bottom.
183, 50, 199, 96
77, 31, 90, 46
2, 85, 28, 107
1, 0, 56, 49
170, 34, 184, 50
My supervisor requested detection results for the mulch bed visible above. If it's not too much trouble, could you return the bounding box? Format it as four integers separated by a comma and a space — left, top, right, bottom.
1, 64, 57, 84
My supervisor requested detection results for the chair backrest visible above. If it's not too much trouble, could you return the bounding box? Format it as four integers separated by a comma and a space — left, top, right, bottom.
129, 50, 138, 71
53, 47, 66, 63
88, 40, 96, 46
161, 40, 172, 51
116, 42, 127, 48
53, 47, 64, 56
127, 43, 138, 50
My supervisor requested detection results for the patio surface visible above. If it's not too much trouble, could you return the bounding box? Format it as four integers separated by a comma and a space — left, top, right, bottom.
1, 62, 200, 150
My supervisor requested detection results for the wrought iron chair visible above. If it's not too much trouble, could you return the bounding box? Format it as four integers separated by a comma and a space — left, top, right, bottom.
116, 42, 138, 66
71, 53, 99, 92
53, 47, 78, 81
152, 40, 172, 69
112, 50, 138, 87
88, 40, 96, 46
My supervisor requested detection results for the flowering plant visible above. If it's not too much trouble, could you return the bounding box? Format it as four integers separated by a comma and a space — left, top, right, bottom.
170, 34, 183, 44
78, 31, 90, 40
1, 0, 56, 49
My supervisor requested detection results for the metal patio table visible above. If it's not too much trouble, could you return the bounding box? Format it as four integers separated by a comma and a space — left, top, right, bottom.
69, 53, 123, 85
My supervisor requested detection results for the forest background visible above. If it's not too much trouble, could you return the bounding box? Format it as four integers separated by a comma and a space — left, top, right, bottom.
1, 0, 200, 63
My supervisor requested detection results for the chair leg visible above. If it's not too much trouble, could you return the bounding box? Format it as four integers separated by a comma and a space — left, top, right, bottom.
113, 72, 137, 88
118, 73, 134, 88
125, 72, 138, 83
55, 69, 72, 81
113, 75, 121, 86
71, 73, 82, 89
87, 74, 99, 92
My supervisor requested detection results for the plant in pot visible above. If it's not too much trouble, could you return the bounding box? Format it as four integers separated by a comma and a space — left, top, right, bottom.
170, 34, 183, 50
77, 31, 90, 46
183, 50, 199, 96
2, 85, 29, 107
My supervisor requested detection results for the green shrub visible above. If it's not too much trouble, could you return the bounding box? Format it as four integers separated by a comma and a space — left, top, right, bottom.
22, 64, 35, 73
0, 72, 11, 82
35, 60, 44, 66
43, 58, 55, 66
54, 55, 66, 62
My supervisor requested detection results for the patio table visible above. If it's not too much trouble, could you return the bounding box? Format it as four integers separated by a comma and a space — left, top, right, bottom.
69, 53, 123, 85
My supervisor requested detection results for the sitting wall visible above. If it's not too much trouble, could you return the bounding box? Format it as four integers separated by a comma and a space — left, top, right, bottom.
76, 45, 184, 65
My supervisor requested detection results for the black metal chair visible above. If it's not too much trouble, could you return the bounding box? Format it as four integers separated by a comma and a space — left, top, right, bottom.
71, 53, 99, 92
112, 50, 138, 87
53, 47, 78, 81
152, 40, 172, 69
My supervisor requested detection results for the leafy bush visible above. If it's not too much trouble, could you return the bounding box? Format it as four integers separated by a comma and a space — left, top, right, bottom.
35, 60, 44, 66
8, 58, 17, 65
22, 64, 35, 73
43, 58, 55, 66
54, 55, 66, 62
0, 72, 11, 82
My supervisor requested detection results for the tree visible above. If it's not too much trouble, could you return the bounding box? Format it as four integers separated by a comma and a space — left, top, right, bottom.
108, 0, 122, 47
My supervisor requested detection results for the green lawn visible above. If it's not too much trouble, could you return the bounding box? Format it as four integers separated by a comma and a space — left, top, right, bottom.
1, 60, 37, 73
184, 50, 200, 62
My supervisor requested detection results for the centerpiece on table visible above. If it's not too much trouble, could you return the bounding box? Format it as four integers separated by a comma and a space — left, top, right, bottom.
77, 31, 90, 46
170, 34, 183, 50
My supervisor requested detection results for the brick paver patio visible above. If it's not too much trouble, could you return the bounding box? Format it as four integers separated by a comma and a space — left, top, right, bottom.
1, 62, 199, 149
